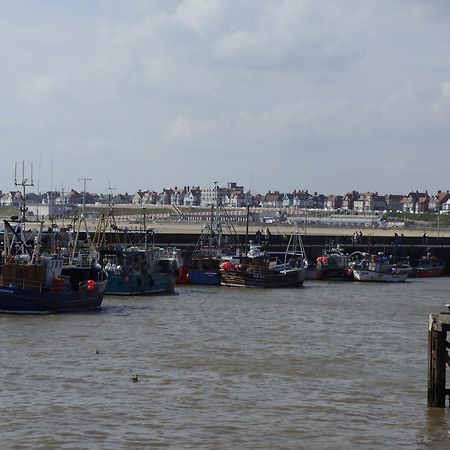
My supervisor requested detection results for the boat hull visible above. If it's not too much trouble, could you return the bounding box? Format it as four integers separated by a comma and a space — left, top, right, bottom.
352, 269, 410, 282
410, 258, 446, 278
314, 269, 353, 281
0, 281, 107, 314
176, 265, 189, 284
188, 270, 220, 285
220, 268, 305, 288
105, 271, 176, 295
412, 268, 445, 278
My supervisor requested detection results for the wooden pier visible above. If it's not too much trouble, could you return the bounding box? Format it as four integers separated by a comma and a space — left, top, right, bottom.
428, 308, 450, 407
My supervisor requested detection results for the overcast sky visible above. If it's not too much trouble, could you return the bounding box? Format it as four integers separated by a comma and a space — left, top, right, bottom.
1, 0, 450, 196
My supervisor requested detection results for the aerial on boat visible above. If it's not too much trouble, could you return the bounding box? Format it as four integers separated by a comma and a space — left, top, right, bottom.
92, 205, 178, 295
188, 206, 242, 285
219, 222, 308, 288
0, 165, 107, 313
351, 252, 412, 282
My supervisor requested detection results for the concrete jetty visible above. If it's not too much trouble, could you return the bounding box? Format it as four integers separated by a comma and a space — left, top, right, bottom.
428, 308, 450, 407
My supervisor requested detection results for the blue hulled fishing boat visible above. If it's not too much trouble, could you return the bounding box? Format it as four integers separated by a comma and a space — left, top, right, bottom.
93, 205, 178, 295
0, 219, 108, 314
188, 206, 241, 285
0, 165, 107, 314
102, 245, 177, 295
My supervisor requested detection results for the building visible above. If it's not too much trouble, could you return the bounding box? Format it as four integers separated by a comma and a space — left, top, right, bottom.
353, 192, 386, 213
342, 191, 359, 211
384, 194, 403, 212
159, 188, 173, 205
183, 186, 201, 206
401, 191, 429, 213
200, 184, 229, 207
261, 191, 284, 208
325, 195, 343, 211
428, 191, 449, 212
0, 191, 22, 207
310, 192, 325, 209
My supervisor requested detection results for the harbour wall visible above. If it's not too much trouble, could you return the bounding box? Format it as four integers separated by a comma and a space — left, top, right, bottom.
98, 229, 450, 274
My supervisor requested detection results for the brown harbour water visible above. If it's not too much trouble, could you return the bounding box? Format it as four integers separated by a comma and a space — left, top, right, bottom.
1, 279, 450, 449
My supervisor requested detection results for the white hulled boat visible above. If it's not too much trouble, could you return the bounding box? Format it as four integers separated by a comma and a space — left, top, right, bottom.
352, 252, 412, 282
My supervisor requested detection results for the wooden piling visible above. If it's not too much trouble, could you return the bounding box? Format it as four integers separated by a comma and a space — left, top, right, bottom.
428, 310, 450, 407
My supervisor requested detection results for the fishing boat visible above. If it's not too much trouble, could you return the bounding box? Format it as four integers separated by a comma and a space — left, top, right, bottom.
0, 164, 107, 314
101, 245, 178, 295
219, 224, 307, 288
188, 206, 241, 285
313, 243, 353, 280
410, 249, 445, 278
188, 255, 222, 285
0, 218, 108, 314
93, 206, 178, 295
175, 249, 189, 284
352, 252, 412, 282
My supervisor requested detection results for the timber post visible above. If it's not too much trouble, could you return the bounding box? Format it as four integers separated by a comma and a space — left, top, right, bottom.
428, 307, 450, 407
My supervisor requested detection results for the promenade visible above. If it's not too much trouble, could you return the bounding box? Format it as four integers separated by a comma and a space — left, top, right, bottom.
87, 219, 448, 239
2, 212, 445, 239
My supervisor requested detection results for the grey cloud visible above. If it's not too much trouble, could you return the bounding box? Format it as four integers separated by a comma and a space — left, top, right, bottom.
1, 0, 450, 195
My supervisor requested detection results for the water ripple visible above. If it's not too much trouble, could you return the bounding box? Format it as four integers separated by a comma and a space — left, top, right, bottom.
1, 279, 450, 448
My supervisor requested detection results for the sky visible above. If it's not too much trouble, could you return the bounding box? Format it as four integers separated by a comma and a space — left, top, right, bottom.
1, 0, 450, 196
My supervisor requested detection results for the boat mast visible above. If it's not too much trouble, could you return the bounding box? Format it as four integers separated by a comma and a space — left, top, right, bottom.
78, 177, 92, 218
15, 161, 34, 224
71, 177, 92, 263
143, 208, 148, 251
92, 183, 120, 251
15, 161, 33, 256
9, 161, 42, 262
284, 222, 306, 266
245, 203, 250, 254
213, 181, 218, 255
209, 204, 214, 255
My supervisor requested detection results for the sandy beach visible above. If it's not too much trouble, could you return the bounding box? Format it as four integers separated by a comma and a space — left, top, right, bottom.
4, 213, 445, 239
116, 219, 447, 238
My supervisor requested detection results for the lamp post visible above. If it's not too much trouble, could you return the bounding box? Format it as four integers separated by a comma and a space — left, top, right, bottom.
214, 181, 218, 208
78, 177, 92, 218
437, 207, 440, 238
15, 161, 34, 223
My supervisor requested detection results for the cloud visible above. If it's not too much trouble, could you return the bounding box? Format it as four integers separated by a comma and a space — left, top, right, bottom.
21, 75, 59, 102
442, 81, 450, 98
164, 116, 193, 142
163, 115, 220, 146
174, 0, 223, 35
431, 81, 450, 119
213, 0, 363, 71
2, 0, 450, 194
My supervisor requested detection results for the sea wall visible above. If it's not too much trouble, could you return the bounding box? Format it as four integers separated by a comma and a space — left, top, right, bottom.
124, 230, 450, 274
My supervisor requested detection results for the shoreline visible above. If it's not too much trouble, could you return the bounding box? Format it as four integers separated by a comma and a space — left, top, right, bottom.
93, 219, 447, 238
3, 215, 445, 238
